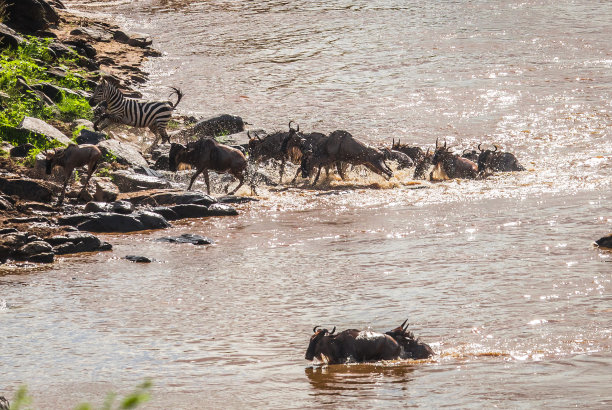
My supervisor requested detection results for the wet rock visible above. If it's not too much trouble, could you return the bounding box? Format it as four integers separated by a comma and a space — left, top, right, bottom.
111, 170, 171, 192
15, 240, 54, 263
7, 216, 51, 224
128, 190, 216, 207
59, 211, 170, 233
84, 201, 111, 213
48, 232, 112, 255
15, 201, 56, 214
149, 206, 179, 221
18, 117, 72, 146
133, 166, 163, 178
9, 143, 36, 158
206, 203, 239, 216
169, 204, 214, 219
0, 177, 55, 202
2, 0, 60, 33
76, 129, 107, 145
156, 234, 214, 245
0, 228, 18, 235
98, 139, 148, 168
111, 200, 134, 214
0, 23, 25, 49
124, 255, 152, 263
70, 26, 113, 42
113, 30, 152, 48
175, 114, 245, 140
93, 177, 119, 202
595, 234, 612, 249
0, 195, 15, 211
217, 195, 259, 204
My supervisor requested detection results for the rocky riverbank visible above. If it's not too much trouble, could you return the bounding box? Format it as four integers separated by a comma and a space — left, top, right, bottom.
0, 0, 259, 265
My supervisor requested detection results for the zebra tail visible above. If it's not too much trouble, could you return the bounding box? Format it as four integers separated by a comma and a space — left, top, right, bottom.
169, 87, 184, 109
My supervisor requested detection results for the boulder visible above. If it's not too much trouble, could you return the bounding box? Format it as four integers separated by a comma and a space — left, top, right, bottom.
15, 240, 54, 263
47, 232, 112, 255
0, 195, 14, 211
69, 26, 113, 42
174, 114, 245, 140
169, 204, 214, 219
2, 0, 60, 33
0, 23, 24, 49
98, 139, 148, 168
30, 82, 82, 103
111, 200, 134, 214
76, 129, 107, 145
133, 166, 163, 178
48, 41, 73, 58
124, 255, 152, 263
0, 177, 55, 202
148, 206, 179, 221
84, 201, 111, 213
93, 177, 119, 202
206, 203, 239, 216
62, 39, 97, 58
59, 211, 170, 233
113, 30, 152, 48
156, 234, 214, 245
127, 190, 216, 206
9, 143, 36, 157
111, 170, 171, 192
18, 117, 72, 146
595, 234, 612, 249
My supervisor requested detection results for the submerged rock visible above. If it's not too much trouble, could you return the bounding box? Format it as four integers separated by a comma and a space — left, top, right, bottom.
156, 234, 214, 245
595, 234, 612, 249
124, 255, 152, 263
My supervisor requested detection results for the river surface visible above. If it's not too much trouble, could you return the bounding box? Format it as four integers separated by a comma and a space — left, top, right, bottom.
2, 0, 612, 408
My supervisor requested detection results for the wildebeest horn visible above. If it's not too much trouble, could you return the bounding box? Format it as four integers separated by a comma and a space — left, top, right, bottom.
288, 120, 299, 132
435, 138, 439, 149
478, 143, 483, 152
392, 138, 395, 147
493, 145, 498, 152
426, 147, 430, 156
328, 326, 336, 336
463, 149, 470, 155
400, 319, 408, 330
443, 139, 447, 149
313, 325, 320, 333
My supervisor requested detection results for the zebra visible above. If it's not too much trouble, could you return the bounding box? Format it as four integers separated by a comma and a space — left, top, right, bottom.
90, 78, 183, 144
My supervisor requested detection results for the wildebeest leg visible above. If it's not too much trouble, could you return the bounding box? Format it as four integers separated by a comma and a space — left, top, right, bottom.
279, 158, 285, 184
203, 169, 211, 194
78, 161, 99, 200
312, 166, 322, 186
336, 162, 346, 180
57, 172, 71, 205
290, 168, 301, 184
187, 168, 204, 191
229, 171, 245, 195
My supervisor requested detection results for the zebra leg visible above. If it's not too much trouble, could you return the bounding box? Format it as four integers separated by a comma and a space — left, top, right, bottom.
187, 168, 203, 191
158, 128, 170, 144
93, 114, 111, 131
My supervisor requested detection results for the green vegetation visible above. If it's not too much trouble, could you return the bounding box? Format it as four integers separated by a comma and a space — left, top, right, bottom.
0, 36, 94, 150
8, 380, 152, 410
102, 149, 117, 163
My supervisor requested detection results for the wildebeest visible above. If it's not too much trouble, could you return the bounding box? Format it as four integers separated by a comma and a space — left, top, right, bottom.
391, 139, 425, 163
45, 144, 102, 205
300, 130, 393, 185
247, 122, 302, 183
430, 139, 478, 180
305, 326, 402, 364
169, 138, 248, 194
477, 144, 525, 173
461, 147, 480, 162
382, 148, 414, 170
413, 148, 433, 179
385, 319, 435, 360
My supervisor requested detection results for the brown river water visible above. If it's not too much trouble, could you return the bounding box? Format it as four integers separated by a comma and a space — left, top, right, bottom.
2, 0, 612, 408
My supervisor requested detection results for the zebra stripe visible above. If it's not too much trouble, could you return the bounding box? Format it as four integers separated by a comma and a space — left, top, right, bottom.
91, 79, 183, 143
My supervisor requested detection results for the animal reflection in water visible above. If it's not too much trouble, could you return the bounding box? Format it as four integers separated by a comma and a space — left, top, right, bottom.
305, 320, 434, 365
305, 362, 417, 391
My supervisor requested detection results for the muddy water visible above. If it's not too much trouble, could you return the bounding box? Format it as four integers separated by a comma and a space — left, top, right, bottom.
2, 0, 612, 408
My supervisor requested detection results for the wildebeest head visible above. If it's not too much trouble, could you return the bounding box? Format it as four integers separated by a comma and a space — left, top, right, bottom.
462, 146, 480, 162
431, 138, 450, 166
413, 148, 432, 179
477, 144, 525, 173
45, 148, 65, 175
305, 325, 336, 361
168, 143, 187, 172
385, 319, 434, 360
391, 139, 425, 163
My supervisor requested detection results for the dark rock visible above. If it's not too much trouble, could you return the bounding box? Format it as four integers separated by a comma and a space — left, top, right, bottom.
76, 129, 107, 145
69, 26, 113, 42
152, 155, 169, 170
0, 23, 24, 49
93, 178, 119, 202
7, 216, 50, 224
111, 200, 134, 214
30, 82, 77, 103
15, 240, 54, 262
128, 34, 153, 48
595, 234, 612, 249
206, 203, 238, 216
3, 0, 60, 33
149, 206, 179, 221
98, 140, 148, 168
75, 56, 99, 71
9, 143, 35, 157
124, 255, 152, 263
63, 39, 97, 58
169, 204, 213, 219
0, 228, 18, 235
156, 234, 214, 245
130, 190, 216, 207
0, 177, 55, 202
84, 201, 111, 213
111, 170, 171, 192
48, 41, 73, 58
0, 195, 14, 211
59, 211, 170, 233
17, 202, 56, 213
18, 116, 72, 146
176, 114, 245, 140
49, 232, 111, 255
112, 30, 131, 43
217, 195, 259, 204
133, 166, 163, 178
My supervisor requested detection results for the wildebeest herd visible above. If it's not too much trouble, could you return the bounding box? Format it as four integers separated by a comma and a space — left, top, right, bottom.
40, 83, 530, 366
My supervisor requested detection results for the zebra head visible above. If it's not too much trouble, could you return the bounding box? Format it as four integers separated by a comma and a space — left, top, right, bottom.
89, 78, 118, 106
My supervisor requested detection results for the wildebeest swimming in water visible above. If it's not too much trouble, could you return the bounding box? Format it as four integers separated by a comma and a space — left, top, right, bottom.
169, 138, 250, 194
391, 139, 425, 163
299, 130, 393, 186
477, 144, 526, 173
247, 121, 298, 184
45, 144, 102, 205
305, 320, 434, 364
430, 139, 479, 180
413, 148, 433, 180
